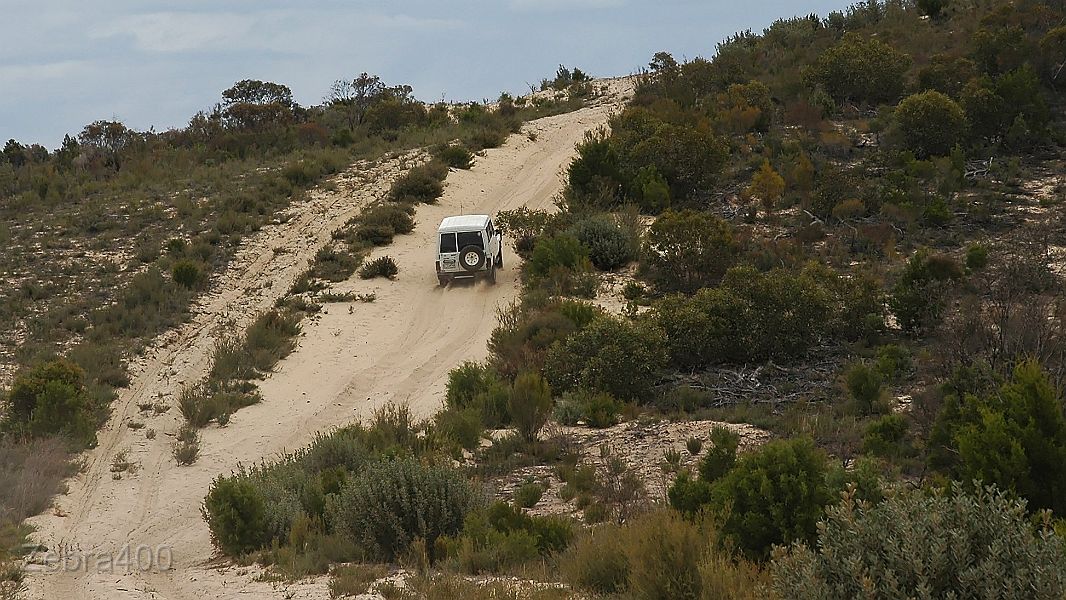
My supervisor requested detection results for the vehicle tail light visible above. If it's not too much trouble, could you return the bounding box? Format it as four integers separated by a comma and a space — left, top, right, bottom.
435, 260, 441, 272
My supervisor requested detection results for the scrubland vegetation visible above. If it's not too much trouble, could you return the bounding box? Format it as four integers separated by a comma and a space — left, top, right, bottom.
6, 0, 1066, 596
0, 67, 589, 588
194, 1, 1066, 597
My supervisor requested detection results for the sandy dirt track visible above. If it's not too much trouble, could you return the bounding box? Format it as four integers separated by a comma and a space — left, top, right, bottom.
25, 78, 633, 600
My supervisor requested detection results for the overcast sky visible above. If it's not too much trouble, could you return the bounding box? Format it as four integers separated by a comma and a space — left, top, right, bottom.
1, 1, 850, 148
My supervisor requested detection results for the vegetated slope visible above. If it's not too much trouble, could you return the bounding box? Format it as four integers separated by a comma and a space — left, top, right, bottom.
23, 78, 633, 600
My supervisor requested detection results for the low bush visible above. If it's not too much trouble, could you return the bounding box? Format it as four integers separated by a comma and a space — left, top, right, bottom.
889, 249, 963, 335
390, 161, 448, 204
329, 563, 388, 598
434, 406, 484, 452
327, 457, 477, 561
567, 215, 636, 271
654, 264, 881, 368
622, 509, 706, 600
488, 299, 600, 379
514, 481, 544, 508
359, 256, 398, 279
874, 344, 912, 381
641, 209, 737, 294
173, 425, 200, 465
354, 223, 393, 246
894, 91, 967, 158
244, 310, 302, 373
178, 380, 260, 428
171, 259, 203, 289
508, 371, 553, 443
771, 484, 1066, 599
712, 437, 833, 560
435, 144, 474, 169
560, 523, 630, 594
668, 471, 714, 515
1, 359, 102, 447
359, 204, 415, 238
929, 359, 1066, 516
699, 426, 739, 482
203, 477, 269, 555
444, 361, 510, 427
862, 414, 912, 459
310, 247, 361, 282
495, 208, 556, 257
527, 234, 590, 279
843, 361, 889, 416
553, 389, 621, 428
654, 385, 715, 414
453, 502, 574, 574
543, 314, 667, 403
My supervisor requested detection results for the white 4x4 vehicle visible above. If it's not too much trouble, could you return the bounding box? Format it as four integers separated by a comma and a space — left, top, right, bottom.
436, 214, 504, 286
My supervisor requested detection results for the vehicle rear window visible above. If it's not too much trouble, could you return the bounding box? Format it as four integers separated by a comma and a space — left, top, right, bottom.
439, 233, 457, 253
457, 231, 484, 249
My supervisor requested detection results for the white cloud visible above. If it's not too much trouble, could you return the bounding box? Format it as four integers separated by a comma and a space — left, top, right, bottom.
0, 60, 91, 84
91, 12, 256, 53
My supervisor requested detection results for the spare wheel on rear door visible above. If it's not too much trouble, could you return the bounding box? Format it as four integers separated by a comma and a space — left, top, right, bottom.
459, 245, 485, 271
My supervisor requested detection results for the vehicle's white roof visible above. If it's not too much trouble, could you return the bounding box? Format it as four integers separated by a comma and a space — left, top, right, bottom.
438, 214, 490, 233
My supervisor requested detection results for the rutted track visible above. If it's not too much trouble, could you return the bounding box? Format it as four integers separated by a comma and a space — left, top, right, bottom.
25, 78, 632, 600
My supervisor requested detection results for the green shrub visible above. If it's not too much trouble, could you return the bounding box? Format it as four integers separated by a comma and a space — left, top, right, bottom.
965, 243, 989, 270
528, 235, 590, 279
863, 414, 911, 459
667, 471, 714, 515
203, 476, 269, 555
390, 161, 448, 204
807, 33, 911, 104
568, 128, 621, 202
844, 361, 888, 416
930, 359, 1066, 516
495, 208, 556, 256
567, 215, 636, 271
434, 406, 484, 451
622, 510, 704, 600
699, 426, 739, 482
2, 359, 100, 446
244, 310, 301, 373
356, 223, 395, 246
173, 425, 200, 465
641, 209, 737, 294
654, 265, 866, 368
889, 249, 963, 335
455, 502, 574, 574
770, 484, 1066, 599
327, 457, 477, 561
435, 144, 474, 169
359, 256, 398, 279
553, 389, 621, 428
654, 385, 715, 414
874, 344, 912, 381
359, 203, 416, 234
445, 362, 510, 427
171, 259, 203, 289
514, 482, 544, 508
895, 91, 967, 158
311, 247, 361, 282
560, 524, 630, 594
329, 563, 389, 598
509, 371, 552, 443
178, 381, 260, 428
543, 314, 667, 403
711, 438, 832, 560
